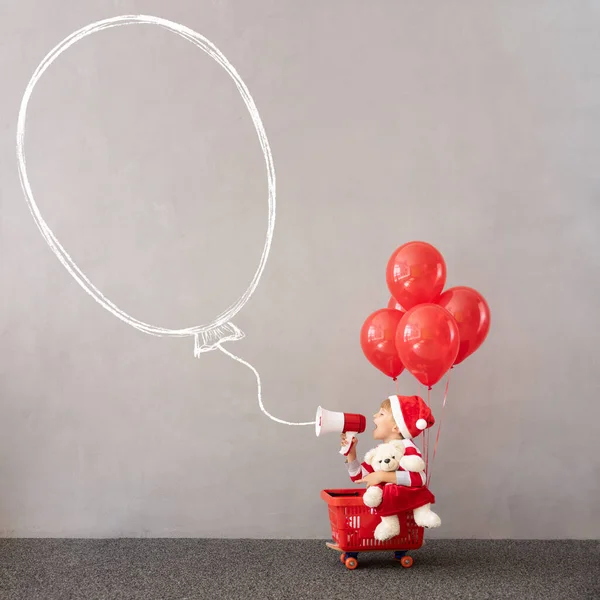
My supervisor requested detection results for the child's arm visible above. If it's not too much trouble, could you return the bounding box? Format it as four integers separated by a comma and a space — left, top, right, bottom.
346, 458, 365, 483
341, 434, 373, 483
396, 440, 427, 486
396, 470, 426, 486
359, 468, 426, 487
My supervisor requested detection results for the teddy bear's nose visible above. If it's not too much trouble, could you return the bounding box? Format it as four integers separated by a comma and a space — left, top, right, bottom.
384, 458, 391, 463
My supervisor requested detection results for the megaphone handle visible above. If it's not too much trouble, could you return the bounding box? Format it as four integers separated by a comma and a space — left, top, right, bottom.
339, 432, 357, 456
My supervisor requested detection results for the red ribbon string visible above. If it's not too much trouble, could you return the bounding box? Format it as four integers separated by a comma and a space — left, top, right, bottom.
427, 370, 452, 487
424, 386, 431, 476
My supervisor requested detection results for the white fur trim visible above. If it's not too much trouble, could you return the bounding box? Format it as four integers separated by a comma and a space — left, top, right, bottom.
388, 395, 412, 439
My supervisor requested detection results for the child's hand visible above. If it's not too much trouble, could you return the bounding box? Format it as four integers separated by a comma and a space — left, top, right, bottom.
341, 433, 357, 461
357, 472, 388, 487
340, 432, 357, 447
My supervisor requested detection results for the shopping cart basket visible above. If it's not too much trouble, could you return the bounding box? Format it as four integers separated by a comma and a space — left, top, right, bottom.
321, 488, 424, 570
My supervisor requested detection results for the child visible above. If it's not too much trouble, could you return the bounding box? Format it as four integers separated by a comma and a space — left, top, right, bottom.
342, 394, 441, 528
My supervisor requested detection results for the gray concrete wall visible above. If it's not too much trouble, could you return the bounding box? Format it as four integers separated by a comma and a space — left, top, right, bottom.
1, 0, 598, 538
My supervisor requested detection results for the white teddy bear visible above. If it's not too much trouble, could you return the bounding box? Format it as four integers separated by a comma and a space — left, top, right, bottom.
362, 440, 441, 541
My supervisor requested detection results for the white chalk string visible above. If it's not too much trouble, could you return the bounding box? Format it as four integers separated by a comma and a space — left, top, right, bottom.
217, 345, 315, 426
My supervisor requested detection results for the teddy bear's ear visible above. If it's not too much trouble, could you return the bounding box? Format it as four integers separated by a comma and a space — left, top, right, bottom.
390, 440, 405, 452
364, 448, 377, 465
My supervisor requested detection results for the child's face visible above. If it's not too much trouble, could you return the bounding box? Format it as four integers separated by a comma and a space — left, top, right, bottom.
372, 407, 399, 440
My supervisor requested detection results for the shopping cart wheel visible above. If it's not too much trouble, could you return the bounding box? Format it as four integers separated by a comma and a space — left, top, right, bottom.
344, 556, 358, 570
400, 555, 413, 568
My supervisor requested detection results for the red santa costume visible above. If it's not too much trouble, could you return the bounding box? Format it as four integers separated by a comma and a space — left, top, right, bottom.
346, 395, 436, 516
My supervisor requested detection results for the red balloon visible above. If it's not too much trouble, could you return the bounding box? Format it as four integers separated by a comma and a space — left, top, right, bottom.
436, 286, 491, 365
386, 241, 447, 310
387, 296, 407, 313
360, 309, 405, 380
395, 304, 459, 388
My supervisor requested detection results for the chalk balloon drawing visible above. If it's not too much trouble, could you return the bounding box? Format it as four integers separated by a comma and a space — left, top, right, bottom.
16, 14, 314, 427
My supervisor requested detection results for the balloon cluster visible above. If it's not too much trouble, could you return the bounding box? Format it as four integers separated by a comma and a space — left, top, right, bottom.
360, 241, 491, 388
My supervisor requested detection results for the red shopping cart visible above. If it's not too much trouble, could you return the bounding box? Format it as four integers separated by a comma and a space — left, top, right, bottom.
321, 488, 424, 570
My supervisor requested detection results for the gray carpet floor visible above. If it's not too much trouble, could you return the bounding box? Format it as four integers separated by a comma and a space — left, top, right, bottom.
0, 539, 598, 600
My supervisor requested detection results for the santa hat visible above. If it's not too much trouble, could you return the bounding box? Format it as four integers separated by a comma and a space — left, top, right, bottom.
388, 395, 435, 439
